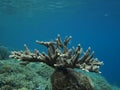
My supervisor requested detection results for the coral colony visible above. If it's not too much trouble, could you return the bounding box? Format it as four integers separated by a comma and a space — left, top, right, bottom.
9, 35, 104, 90
10, 35, 103, 73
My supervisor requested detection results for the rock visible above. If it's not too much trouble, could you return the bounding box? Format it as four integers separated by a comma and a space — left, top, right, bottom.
51, 68, 94, 90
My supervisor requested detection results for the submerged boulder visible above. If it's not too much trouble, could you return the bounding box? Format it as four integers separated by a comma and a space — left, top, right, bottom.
51, 68, 94, 90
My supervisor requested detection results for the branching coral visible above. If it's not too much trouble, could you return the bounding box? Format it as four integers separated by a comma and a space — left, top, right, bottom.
9, 35, 103, 73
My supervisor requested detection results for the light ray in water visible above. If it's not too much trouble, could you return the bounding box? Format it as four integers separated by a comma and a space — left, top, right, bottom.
0, 0, 86, 15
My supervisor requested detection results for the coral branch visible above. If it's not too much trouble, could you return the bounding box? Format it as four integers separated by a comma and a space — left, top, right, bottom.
9, 35, 103, 73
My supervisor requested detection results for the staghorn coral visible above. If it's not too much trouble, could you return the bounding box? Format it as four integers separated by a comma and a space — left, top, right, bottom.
10, 35, 103, 73
9, 35, 104, 90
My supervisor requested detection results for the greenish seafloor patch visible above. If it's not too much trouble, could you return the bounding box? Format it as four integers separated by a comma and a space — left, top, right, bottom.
0, 59, 119, 90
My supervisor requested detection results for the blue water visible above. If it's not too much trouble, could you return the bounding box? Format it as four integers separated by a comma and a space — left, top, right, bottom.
0, 0, 120, 86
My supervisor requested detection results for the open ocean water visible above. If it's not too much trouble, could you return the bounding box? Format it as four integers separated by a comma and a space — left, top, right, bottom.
0, 0, 120, 88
